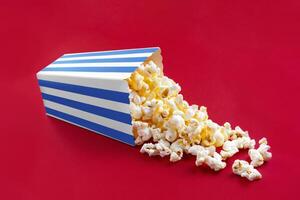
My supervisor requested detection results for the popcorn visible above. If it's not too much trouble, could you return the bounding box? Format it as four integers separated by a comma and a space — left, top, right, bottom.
205, 152, 227, 171
129, 91, 145, 105
133, 121, 152, 145
249, 137, 272, 167
186, 119, 203, 144
129, 102, 142, 120
232, 160, 262, 181
235, 136, 256, 149
139, 61, 162, 77
151, 127, 164, 142
212, 129, 225, 147
220, 140, 239, 160
248, 149, 264, 167
140, 143, 159, 156
220, 136, 255, 160
188, 145, 205, 156
140, 139, 171, 157
194, 106, 208, 121
128, 59, 271, 181
184, 105, 198, 120
155, 139, 172, 157
169, 139, 185, 162
234, 126, 249, 137
164, 128, 178, 142
141, 105, 153, 121
193, 145, 226, 171
165, 115, 185, 132
258, 137, 272, 161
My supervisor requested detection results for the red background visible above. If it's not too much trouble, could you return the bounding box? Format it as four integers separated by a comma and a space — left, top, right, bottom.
1, 1, 300, 199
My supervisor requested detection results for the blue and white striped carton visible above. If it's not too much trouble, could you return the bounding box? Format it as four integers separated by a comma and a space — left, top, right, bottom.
37, 47, 163, 146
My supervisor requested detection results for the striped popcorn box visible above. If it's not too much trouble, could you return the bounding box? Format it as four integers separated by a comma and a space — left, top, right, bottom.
37, 47, 162, 146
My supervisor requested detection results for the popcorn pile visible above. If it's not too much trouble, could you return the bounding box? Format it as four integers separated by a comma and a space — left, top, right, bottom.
127, 60, 272, 181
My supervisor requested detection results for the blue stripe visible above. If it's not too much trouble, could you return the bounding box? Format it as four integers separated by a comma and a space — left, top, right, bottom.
62, 47, 159, 58
42, 93, 132, 124
42, 67, 138, 72
46, 107, 135, 146
54, 57, 148, 64
38, 80, 130, 104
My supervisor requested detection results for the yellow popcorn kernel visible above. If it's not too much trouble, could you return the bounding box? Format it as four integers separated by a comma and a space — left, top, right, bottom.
200, 125, 216, 147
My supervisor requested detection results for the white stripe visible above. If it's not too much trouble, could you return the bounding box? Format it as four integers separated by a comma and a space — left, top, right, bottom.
47, 62, 142, 68
57, 53, 152, 61
44, 100, 133, 136
63, 47, 158, 56
37, 71, 131, 93
46, 113, 134, 146
38, 71, 132, 80
40, 86, 130, 114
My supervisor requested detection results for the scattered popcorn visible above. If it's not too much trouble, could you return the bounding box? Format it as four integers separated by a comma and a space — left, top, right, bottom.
232, 160, 262, 181
127, 60, 271, 181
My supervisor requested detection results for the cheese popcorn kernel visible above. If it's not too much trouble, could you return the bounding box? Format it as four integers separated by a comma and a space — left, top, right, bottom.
127, 60, 271, 181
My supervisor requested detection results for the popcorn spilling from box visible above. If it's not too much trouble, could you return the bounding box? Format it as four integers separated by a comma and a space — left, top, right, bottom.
37, 47, 272, 182
127, 59, 272, 181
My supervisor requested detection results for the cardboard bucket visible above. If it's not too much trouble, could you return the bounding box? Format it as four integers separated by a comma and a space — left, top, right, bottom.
37, 47, 163, 146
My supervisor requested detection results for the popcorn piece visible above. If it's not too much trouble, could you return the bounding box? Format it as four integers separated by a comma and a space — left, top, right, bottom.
205, 152, 227, 171
232, 160, 262, 181
221, 136, 255, 160
129, 91, 145, 105
139, 61, 162, 77
151, 127, 164, 142
220, 140, 239, 160
169, 139, 184, 162
165, 114, 185, 132
235, 136, 256, 149
234, 126, 249, 137
248, 149, 264, 167
141, 105, 153, 121
164, 128, 178, 142
155, 139, 172, 157
213, 129, 225, 147
184, 105, 198, 120
133, 121, 152, 145
140, 143, 159, 156
258, 137, 272, 161
186, 119, 203, 144
249, 137, 272, 167
194, 145, 226, 171
129, 102, 142, 120
188, 145, 205, 156
194, 106, 208, 121
140, 139, 171, 158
